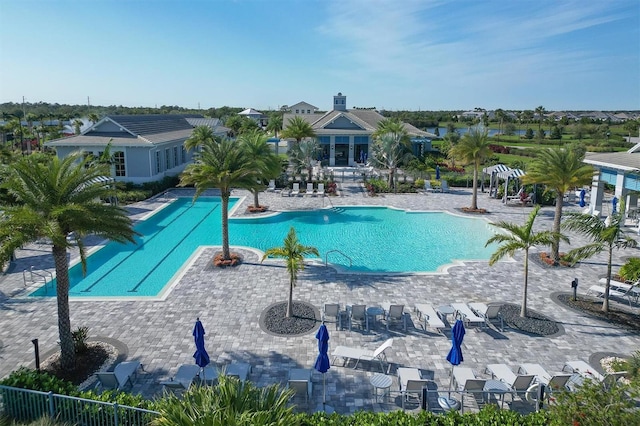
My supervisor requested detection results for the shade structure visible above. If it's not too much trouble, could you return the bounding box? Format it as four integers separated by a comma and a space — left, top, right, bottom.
579, 189, 586, 208
314, 323, 331, 409
497, 168, 526, 202
435, 165, 441, 180
447, 319, 466, 389
193, 318, 210, 368
482, 164, 510, 197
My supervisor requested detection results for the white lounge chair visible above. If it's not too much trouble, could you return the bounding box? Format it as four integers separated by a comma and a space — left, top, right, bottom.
599, 277, 640, 303
224, 362, 252, 382
518, 363, 573, 391
451, 303, 485, 328
96, 361, 142, 390
397, 367, 429, 403
486, 363, 535, 395
587, 285, 633, 306
563, 360, 626, 388
452, 366, 486, 402
331, 338, 393, 372
288, 368, 312, 404
424, 181, 434, 193
317, 183, 325, 197
414, 304, 446, 333
381, 303, 408, 331
291, 183, 300, 196
160, 364, 201, 391
440, 180, 450, 193
305, 182, 315, 196
468, 302, 504, 331
266, 180, 275, 192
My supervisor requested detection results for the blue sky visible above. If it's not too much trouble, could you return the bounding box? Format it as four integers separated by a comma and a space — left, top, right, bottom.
1, 0, 638, 111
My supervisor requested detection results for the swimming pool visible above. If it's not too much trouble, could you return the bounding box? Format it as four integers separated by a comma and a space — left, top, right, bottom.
30, 197, 498, 298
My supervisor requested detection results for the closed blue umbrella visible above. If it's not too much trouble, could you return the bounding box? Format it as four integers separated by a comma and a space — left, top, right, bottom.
193, 318, 210, 369
447, 319, 465, 389
579, 189, 586, 208
314, 324, 331, 408
612, 196, 618, 213
436, 165, 441, 180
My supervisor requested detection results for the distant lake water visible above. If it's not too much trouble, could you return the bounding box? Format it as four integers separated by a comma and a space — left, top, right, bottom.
428, 127, 526, 137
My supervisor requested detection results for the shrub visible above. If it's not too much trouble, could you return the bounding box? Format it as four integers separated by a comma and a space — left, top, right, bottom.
619, 257, 640, 282
0, 367, 78, 395
71, 327, 89, 354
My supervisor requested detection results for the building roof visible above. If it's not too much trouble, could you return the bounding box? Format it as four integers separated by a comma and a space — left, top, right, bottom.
584, 144, 640, 172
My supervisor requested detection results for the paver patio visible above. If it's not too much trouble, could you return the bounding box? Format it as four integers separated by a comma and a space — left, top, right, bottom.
1, 181, 638, 414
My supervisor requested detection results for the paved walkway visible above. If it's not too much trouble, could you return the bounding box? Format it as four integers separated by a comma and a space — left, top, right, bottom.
1, 182, 638, 414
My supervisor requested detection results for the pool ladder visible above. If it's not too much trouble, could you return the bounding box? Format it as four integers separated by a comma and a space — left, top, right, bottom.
23, 266, 53, 289
325, 250, 352, 268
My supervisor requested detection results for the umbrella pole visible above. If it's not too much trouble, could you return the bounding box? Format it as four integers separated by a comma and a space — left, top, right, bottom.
323, 373, 326, 404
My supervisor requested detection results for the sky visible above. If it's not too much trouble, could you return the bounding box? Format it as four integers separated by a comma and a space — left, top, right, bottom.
1, 0, 639, 112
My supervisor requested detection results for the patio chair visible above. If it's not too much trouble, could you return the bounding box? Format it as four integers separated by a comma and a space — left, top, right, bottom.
381, 303, 408, 331
348, 304, 369, 332
563, 360, 626, 389
305, 182, 315, 196
288, 368, 312, 404
587, 285, 632, 306
599, 277, 640, 304
414, 303, 446, 333
323, 303, 346, 330
317, 183, 325, 197
451, 303, 485, 328
468, 302, 504, 331
266, 180, 275, 192
397, 367, 429, 403
518, 363, 573, 391
440, 180, 450, 193
486, 363, 535, 395
291, 183, 300, 196
224, 362, 252, 383
424, 181, 434, 193
160, 364, 201, 392
331, 338, 393, 372
452, 366, 486, 403
96, 361, 142, 391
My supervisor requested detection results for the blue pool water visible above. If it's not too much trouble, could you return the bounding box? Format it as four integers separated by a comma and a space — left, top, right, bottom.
30, 197, 497, 298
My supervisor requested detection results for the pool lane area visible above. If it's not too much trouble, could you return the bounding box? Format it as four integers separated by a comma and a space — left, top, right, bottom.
30, 197, 498, 298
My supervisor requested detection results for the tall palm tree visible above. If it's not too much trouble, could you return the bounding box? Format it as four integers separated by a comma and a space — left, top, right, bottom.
371, 132, 412, 189
266, 113, 283, 138
0, 153, 137, 369
88, 112, 99, 125
495, 109, 505, 134
179, 137, 255, 260
522, 147, 594, 263
448, 125, 492, 210
486, 205, 567, 317
290, 139, 320, 180
372, 118, 410, 145
535, 106, 546, 136
261, 227, 319, 318
73, 119, 84, 135
238, 129, 281, 208
563, 206, 637, 313
280, 116, 315, 148
184, 125, 215, 152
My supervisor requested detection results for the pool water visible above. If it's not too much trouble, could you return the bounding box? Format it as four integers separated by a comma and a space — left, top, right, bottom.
30, 198, 497, 298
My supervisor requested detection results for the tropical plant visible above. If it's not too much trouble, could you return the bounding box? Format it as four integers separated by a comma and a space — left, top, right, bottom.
152, 372, 296, 426
0, 153, 137, 369
261, 227, 319, 318
619, 257, 640, 282
72, 119, 83, 135
265, 112, 283, 137
88, 112, 99, 124
290, 139, 320, 179
486, 205, 567, 317
179, 137, 255, 261
184, 125, 215, 152
371, 133, 412, 189
522, 147, 594, 263
535, 105, 546, 136
562, 204, 638, 312
280, 116, 316, 149
448, 125, 492, 210
238, 129, 281, 208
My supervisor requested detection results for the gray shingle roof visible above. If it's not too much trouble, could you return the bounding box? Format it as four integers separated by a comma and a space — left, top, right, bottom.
584, 151, 640, 171
45, 134, 149, 147
107, 114, 194, 135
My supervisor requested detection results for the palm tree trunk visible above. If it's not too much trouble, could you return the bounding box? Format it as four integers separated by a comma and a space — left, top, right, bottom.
253, 190, 260, 208
552, 193, 564, 263
287, 278, 294, 318
53, 244, 75, 369
602, 247, 613, 313
471, 165, 479, 210
221, 193, 231, 260
521, 249, 529, 317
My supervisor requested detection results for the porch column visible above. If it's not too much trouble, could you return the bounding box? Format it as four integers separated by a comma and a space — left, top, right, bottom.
590, 173, 605, 217
348, 137, 354, 166
329, 137, 336, 167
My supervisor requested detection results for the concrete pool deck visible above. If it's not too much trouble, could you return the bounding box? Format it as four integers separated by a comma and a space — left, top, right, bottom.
1, 182, 638, 414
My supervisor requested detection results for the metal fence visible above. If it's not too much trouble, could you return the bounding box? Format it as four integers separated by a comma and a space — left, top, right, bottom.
0, 385, 159, 425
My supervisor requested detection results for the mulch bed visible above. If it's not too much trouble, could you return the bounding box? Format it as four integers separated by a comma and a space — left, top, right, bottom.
43, 343, 110, 385
260, 301, 320, 337
556, 293, 640, 332
499, 303, 560, 336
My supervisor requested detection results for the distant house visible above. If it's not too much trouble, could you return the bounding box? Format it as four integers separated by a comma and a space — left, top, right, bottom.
282, 93, 436, 166
239, 108, 267, 128
287, 101, 319, 115
45, 114, 212, 184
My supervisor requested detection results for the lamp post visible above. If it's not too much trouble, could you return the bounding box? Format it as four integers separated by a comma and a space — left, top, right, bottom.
32, 339, 40, 372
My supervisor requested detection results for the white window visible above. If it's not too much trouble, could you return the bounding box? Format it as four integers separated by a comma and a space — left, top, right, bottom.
113, 151, 125, 177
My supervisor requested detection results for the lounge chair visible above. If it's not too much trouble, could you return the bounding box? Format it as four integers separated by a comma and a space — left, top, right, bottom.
486, 363, 535, 395
160, 364, 201, 391
224, 362, 252, 382
381, 303, 408, 331
414, 303, 446, 333
291, 183, 300, 196
288, 368, 312, 404
323, 303, 346, 330
518, 363, 572, 391
96, 361, 142, 390
424, 181, 434, 193
305, 182, 315, 196
451, 366, 486, 402
598, 277, 640, 304
468, 302, 504, 331
563, 360, 626, 388
451, 303, 486, 328
587, 284, 633, 306
331, 338, 393, 372
397, 367, 429, 403
317, 183, 325, 197
348, 304, 369, 332
266, 180, 275, 192
440, 180, 450, 193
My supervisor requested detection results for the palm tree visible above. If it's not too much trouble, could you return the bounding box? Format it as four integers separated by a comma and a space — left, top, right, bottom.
280, 116, 316, 148
563, 206, 638, 312
448, 125, 492, 210
73, 119, 84, 135
290, 139, 320, 180
266, 112, 283, 137
535, 106, 546, 137
371, 133, 412, 189
495, 109, 505, 134
0, 153, 137, 369
372, 118, 410, 144
179, 137, 255, 260
522, 147, 594, 263
88, 112, 99, 124
486, 205, 567, 317
261, 227, 319, 318
184, 125, 215, 152
238, 129, 281, 208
